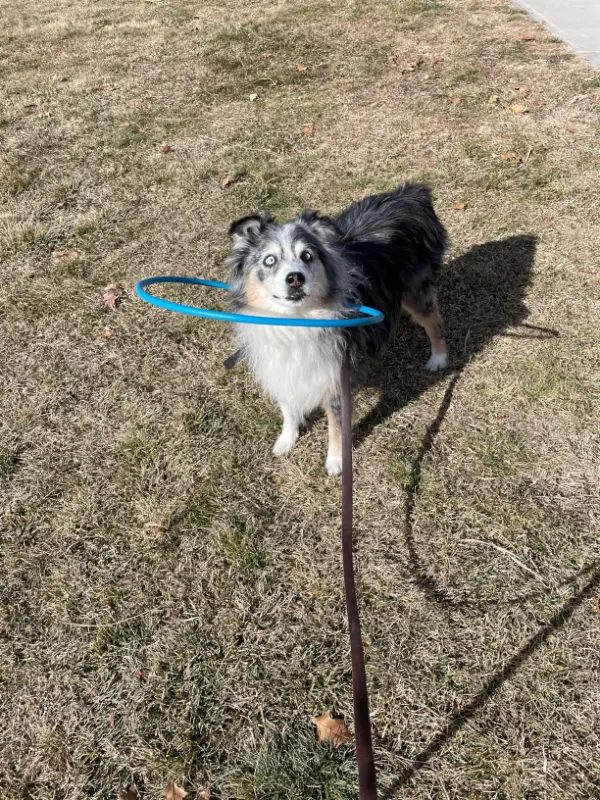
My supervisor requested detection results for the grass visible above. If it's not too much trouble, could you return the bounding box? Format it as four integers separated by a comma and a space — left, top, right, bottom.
1, 0, 600, 798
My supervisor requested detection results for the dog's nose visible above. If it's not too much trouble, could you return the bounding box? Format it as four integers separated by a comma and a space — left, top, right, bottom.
285, 272, 305, 289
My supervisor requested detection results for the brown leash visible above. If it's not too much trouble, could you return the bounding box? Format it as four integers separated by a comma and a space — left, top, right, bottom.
340, 351, 378, 800
225, 349, 378, 799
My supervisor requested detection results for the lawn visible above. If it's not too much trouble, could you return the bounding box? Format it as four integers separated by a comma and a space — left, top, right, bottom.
1, 0, 600, 798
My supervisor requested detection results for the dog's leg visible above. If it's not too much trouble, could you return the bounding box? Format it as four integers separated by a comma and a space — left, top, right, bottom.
273, 403, 301, 456
402, 291, 448, 371
324, 395, 343, 476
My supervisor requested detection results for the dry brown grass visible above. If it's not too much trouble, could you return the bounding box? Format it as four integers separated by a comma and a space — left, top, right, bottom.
1, 0, 600, 798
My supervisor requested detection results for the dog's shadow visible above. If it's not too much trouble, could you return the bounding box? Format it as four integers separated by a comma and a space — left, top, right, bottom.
354, 234, 554, 445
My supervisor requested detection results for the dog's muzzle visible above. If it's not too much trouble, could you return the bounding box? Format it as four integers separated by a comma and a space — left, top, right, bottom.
285, 271, 306, 301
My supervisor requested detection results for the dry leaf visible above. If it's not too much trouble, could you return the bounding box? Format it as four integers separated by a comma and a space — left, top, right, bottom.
432, 56, 444, 64
198, 790, 211, 800
593, 596, 600, 615
313, 712, 353, 747
52, 249, 81, 259
404, 59, 424, 72
519, 34, 536, 41
103, 283, 127, 310
109, 711, 116, 728
510, 104, 528, 114
162, 144, 172, 153
97, 327, 114, 340
443, 96, 462, 104
117, 786, 138, 800
500, 151, 521, 162
487, 95, 500, 104
118, 122, 130, 127
296, 64, 307, 71
148, 523, 168, 536
451, 202, 466, 210
163, 782, 188, 800
39, 110, 51, 118
514, 85, 530, 94
249, 93, 258, 101
220, 175, 234, 188
302, 124, 314, 136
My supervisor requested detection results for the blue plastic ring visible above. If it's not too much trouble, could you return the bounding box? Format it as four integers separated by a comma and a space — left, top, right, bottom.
135, 276, 384, 328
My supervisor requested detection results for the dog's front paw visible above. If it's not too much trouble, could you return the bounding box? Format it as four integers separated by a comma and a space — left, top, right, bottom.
426, 352, 448, 372
273, 433, 297, 456
326, 454, 343, 477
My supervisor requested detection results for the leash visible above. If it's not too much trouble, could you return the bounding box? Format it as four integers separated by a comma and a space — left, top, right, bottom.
225, 349, 378, 799
340, 351, 378, 799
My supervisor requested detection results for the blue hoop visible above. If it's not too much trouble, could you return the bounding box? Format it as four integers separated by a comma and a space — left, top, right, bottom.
135, 276, 384, 328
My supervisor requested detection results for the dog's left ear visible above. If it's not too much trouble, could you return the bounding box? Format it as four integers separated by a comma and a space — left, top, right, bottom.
228, 212, 274, 244
298, 210, 341, 242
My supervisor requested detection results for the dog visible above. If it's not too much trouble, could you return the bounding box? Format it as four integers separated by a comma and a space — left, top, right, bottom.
226, 184, 449, 476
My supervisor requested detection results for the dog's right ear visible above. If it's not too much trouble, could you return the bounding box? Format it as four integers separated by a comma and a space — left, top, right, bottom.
228, 212, 274, 244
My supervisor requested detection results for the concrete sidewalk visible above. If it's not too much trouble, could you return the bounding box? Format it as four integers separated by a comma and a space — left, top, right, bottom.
514, 0, 600, 69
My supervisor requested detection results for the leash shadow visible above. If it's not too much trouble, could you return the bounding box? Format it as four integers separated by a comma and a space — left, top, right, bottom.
380, 566, 600, 797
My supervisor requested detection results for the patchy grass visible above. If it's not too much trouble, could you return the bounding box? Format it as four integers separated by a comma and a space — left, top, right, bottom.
1, 0, 600, 799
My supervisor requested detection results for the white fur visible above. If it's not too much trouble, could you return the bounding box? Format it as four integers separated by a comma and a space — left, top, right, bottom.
237, 320, 343, 422
326, 454, 343, 476
236, 318, 343, 471
426, 352, 447, 371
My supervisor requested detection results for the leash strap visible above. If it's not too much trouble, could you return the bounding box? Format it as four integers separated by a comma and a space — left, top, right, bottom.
340, 352, 378, 799
224, 348, 245, 370
224, 348, 377, 797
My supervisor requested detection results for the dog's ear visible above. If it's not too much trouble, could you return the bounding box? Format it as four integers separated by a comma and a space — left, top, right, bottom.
228, 212, 274, 244
298, 210, 341, 242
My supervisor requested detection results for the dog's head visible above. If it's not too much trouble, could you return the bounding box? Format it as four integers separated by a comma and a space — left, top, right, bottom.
226, 210, 345, 313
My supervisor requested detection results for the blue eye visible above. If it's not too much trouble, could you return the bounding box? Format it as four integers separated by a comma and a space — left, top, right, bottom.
263, 255, 276, 267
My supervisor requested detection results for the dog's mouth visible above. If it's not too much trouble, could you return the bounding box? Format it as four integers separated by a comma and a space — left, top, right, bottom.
273, 291, 307, 303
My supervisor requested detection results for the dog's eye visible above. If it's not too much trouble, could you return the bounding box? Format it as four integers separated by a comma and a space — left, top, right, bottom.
263, 255, 277, 267
300, 250, 312, 263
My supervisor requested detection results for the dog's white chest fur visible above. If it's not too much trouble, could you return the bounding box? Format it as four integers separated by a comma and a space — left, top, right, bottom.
238, 324, 342, 417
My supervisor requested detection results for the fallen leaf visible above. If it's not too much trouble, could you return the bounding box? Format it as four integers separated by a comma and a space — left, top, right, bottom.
117, 787, 138, 800
296, 64, 307, 71
109, 712, 116, 728
39, 110, 51, 118
443, 96, 462, 104
519, 34, 536, 41
500, 151, 522, 162
514, 85, 530, 94
487, 95, 500, 104
510, 104, 528, 114
52, 249, 81, 259
432, 56, 444, 64
97, 327, 114, 340
161, 144, 172, 153
450, 202, 466, 210
198, 790, 211, 800
249, 93, 258, 101
302, 124, 314, 136
118, 122, 130, 127
163, 782, 188, 800
404, 59, 424, 72
593, 596, 600, 615
220, 175, 234, 188
103, 283, 127, 310
313, 712, 353, 747
149, 523, 168, 536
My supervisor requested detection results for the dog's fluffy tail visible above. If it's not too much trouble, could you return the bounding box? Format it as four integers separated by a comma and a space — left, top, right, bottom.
335, 183, 448, 266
